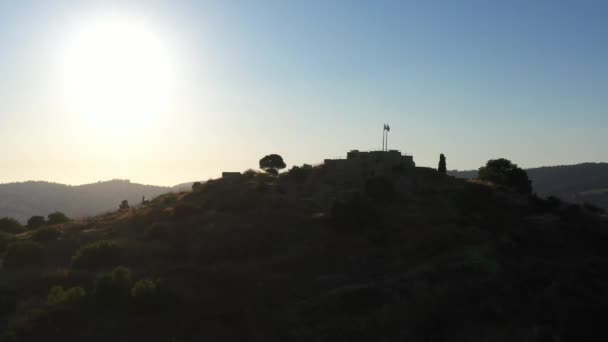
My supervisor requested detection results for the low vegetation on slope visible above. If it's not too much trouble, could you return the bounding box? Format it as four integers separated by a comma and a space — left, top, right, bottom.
0, 163, 607, 342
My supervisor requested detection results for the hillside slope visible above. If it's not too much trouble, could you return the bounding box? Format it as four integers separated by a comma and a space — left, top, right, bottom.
0, 180, 172, 223
450, 163, 608, 209
1, 167, 607, 341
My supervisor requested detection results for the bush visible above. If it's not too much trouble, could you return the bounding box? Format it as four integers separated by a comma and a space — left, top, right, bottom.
47, 286, 86, 308
93, 266, 132, 306
47, 212, 70, 225
191, 182, 202, 191
72, 240, 120, 270
172, 204, 199, 220
131, 279, 159, 309
26, 216, 46, 229
0, 233, 15, 255
30, 227, 62, 242
331, 194, 379, 231
243, 169, 258, 178
2, 241, 44, 269
583, 202, 606, 214
365, 176, 395, 201
288, 164, 314, 181
119, 200, 129, 210
144, 223, 170, 240
0, 218, 23, 234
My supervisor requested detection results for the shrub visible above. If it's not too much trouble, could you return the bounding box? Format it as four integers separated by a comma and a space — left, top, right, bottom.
119, 200, 130, 210
191, 182, 202, 191
583, 202, 606, 214
365, 176, 395, 201
0, 233, 15, 255
93, 266, 132, 306
131, 279, 159, 309
30, 227, 62, 242
47, 286, 86, 308
27, 216, 46, 229
72, 240, 120, 269
47, 212, 70, 225
144, 223, 170, 240
243, 169, 258, 178
172, 204, 199, 220
288, 164, 313, 181
331, 194, 379, 231
0, 218, 23, 234
2, 241, 44, 269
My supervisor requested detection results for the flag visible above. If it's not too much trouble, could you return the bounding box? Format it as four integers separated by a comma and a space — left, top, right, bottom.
386, 124, 390, 132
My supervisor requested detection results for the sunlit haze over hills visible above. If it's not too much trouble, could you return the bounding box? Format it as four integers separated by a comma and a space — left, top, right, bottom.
1, 1, 606, 186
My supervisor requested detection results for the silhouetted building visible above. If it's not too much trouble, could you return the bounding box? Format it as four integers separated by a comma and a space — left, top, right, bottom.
323, 149, 415, 179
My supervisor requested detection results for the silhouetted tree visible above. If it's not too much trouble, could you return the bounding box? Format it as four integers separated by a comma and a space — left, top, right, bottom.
478, 158, 532, 193
47, 212, 70, 225
119, 200, 130, 210
191, 182, 202, 191
0, 217, 23, 234
27, 216, 46, 229
259, 154, 286, 175
438, 154, 447, 174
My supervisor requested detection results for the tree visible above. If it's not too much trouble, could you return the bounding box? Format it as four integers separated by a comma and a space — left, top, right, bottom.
259, 154, 286, 175
0, 217, 23, 234
119, 200, 130, 210
438, 154, 447, 174
478, 158, 532, 193
47, 212, 69, 225
27, 216, 46, 229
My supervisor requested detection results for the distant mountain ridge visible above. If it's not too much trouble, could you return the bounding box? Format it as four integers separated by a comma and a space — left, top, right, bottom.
450, 162, 608, 209
0, 179, 184, 223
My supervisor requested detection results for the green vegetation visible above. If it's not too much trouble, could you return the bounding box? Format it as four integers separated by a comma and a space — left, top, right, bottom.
26, 216, 46, 229
47, 286, 86, 308
119, 200, 130, 210
47, 211, 70, 225
71, 240, 120, 269
259, 154, 286, 175
0, 218, 23, 234
2, 240, 44, 269
1, 159, 607, 341
30, 226, 61, 242
478, 158, 532, 193
0, 232, 16, 254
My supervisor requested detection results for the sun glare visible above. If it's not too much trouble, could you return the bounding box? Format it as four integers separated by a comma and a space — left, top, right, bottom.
59, 13, 177, 132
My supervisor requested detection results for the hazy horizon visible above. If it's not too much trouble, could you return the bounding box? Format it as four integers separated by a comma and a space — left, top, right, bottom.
1, 1, 607, 186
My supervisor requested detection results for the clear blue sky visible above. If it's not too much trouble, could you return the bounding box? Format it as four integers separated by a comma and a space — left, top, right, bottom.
0, 0, 606, 185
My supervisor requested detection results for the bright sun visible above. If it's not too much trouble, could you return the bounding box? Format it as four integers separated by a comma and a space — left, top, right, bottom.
60, 13, 177, 131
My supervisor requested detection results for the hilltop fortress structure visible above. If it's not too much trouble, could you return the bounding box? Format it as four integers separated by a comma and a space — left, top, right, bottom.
323, 149, 415, 179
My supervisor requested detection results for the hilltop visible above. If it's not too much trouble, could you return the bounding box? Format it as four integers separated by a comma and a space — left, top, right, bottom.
0, 164, 607, 341
450, 163, 608, 209
0, 180, 192, 223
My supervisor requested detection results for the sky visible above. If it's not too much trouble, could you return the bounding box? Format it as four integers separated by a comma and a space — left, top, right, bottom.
0, 0, 606, 186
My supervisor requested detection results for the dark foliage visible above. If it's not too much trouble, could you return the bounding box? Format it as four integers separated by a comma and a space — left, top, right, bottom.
0, 232, 15, 255
191, 182, 202, 191
259, 154, 286, 175
47, 286, 86, 309
438, 153, 447, 174
71, 240, 120, 270
47, 212, 70, 225
2, 240, 44, 269
365, 176, 395, 201
119, 200, 130, 210
479, 158, 532, 193
0, 218, 23, 234
93, 266, 132, 308
30, 226, 62, 242
26, 216, 46, 229
331, 193, 379, 231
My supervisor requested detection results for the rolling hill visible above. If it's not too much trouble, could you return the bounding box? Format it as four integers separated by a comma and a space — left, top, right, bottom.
450, 163, 608, 209
1, 165, 607, 341
0, 180, 179, 223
